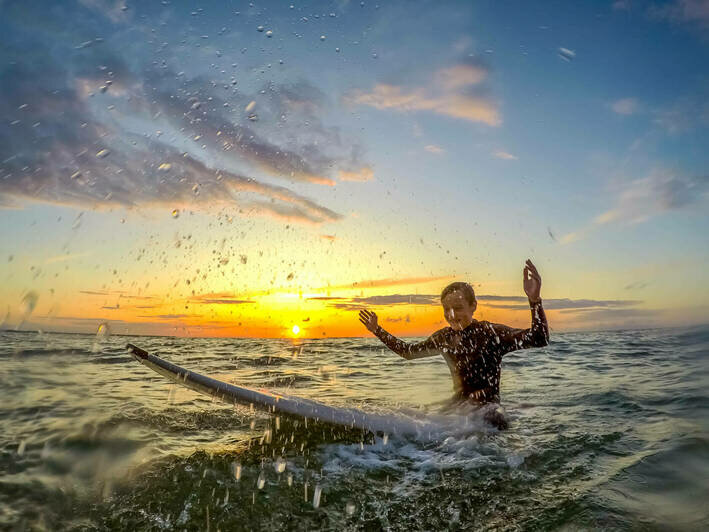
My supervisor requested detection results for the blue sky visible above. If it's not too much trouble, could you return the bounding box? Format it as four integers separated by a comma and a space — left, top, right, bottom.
1, 0, 708, 336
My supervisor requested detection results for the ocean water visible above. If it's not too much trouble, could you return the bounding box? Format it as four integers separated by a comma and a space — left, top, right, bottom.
1, 325, 708, 531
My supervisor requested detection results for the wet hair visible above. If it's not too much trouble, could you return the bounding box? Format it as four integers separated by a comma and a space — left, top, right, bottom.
440, 282, 476, 305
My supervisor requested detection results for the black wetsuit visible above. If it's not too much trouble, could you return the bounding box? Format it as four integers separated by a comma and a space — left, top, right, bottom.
373, 300, 549, 428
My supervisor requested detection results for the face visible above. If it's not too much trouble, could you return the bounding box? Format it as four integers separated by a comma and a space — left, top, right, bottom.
442, 290, 476, 331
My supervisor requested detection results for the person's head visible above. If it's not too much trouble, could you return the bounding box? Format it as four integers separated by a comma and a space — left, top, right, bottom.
440, 281, 477, 331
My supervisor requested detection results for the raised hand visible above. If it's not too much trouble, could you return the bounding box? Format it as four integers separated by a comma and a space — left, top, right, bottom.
358, 309, 379, 334
523, 259, 542, 303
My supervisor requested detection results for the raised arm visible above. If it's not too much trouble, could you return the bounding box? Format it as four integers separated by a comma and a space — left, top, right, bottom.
489, 299, 549, 354
359, 309, 442, 360
491, 259, 550, 353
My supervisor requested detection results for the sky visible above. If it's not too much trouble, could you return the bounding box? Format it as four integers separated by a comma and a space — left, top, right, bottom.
1, 0, 708, 338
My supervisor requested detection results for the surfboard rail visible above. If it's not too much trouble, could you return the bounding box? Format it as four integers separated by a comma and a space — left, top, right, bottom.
126, 343, 436, 436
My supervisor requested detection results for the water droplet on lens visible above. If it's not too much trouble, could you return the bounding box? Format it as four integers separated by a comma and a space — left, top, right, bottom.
257, 25, 264, 32
257, 471, 266, 489
312, 484, 322, 508
557, 47, 576, 62
20, 291, 38, 317
192, 184, 200, 195
96, 149, 110, 158
158, 163, 171, 171
96, 322, 110, 338
320, 35, 326, 41
171, 209, 180, 218
71, 171, 82, 180
275, 457, 286, 473
266, 30, 273, 37
346, 501, 356, 515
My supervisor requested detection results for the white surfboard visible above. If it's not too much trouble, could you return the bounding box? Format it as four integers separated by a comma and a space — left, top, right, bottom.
127, 343, 438, 436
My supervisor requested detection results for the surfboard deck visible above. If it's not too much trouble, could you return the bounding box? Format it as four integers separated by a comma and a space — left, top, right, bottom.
126, 343, 436, 436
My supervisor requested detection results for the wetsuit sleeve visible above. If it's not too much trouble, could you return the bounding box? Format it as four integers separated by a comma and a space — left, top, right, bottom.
373, 326, 444, 360
489, 300, 549, 355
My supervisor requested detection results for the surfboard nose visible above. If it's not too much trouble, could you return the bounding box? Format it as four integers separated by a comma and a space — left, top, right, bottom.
127, 343, 149, 359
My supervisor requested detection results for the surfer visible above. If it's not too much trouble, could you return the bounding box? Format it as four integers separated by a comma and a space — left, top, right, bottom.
359, 259, 549, 429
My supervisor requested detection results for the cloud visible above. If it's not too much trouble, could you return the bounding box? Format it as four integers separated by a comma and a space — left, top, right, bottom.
481, 297, 642, 310
649, 0, 709, 32
44, 252, 93, 265
312, 291, 643, 313
79, 290, 157, 300
557, 307, 659, 318
338, 166, 374, 182
349, 294, 439, 306
624, 281, 649, 290
384, 314, 411, 323
493, 150, 518, 160
0, 8, 365, 224
137, 314, 192, 319
561, 169, 709, 243
191, 293, 256, 305
652, 93, 709, 133
593, 170, 709, 225
424, 145, 445, 155
315, 275, 457, 291
330, 303, 368, 311
344, 57, 501, 126
612, 98, 639, 115
435, 63, 488, 90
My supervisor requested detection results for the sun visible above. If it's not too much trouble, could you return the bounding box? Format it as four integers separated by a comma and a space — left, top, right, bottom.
291, 325, 300, 335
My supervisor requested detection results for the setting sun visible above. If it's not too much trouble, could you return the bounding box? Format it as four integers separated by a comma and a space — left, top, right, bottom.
292, 325, 300, 336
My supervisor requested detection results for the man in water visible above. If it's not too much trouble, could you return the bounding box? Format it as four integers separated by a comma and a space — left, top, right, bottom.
359, 259, 549, 429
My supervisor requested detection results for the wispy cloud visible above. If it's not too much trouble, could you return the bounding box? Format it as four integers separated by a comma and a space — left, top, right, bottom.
624, 281, 649, 290
44, 252, 93, 265
561, 169, 709, 243
345, 57, 501, 126
492, 150, 518, 160
652, 93, 709, 133
338, 166, 374, 182
137, 314, 193, 319
611, 97, 640, 115
190, 293, 256, 305
649, 0, 709, 33
424, 145, 445, 155
311, 291, 641, 312
314, 274, 457, 292
594, 170, 709, 225
350, 294, 439, 306
79, 290, 157, 300
482, 297, 642, 311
